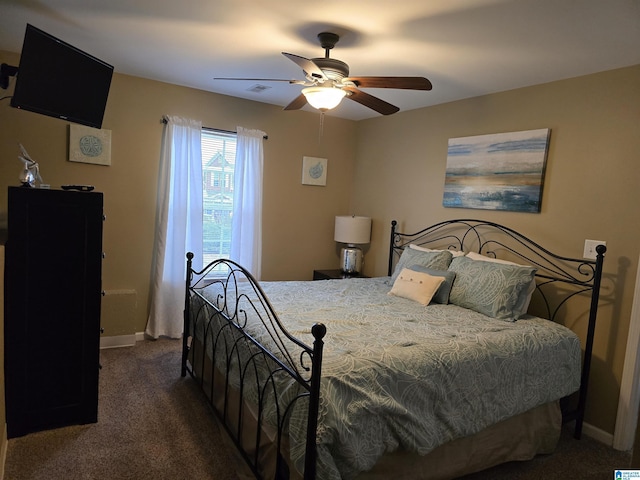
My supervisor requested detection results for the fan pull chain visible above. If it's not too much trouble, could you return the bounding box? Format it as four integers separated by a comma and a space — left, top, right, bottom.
318, 111, 325, 144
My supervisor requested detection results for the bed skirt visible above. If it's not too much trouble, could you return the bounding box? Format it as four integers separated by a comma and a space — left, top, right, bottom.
354, 400, 560, 479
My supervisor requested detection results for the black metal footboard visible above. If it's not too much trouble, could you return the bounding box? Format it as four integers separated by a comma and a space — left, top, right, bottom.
182, 254, 325, 480
388, 218, 606, 439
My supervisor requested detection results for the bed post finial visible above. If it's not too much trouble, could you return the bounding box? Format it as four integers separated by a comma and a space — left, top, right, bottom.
312, 322, 327, 340
388, 220, 398, 276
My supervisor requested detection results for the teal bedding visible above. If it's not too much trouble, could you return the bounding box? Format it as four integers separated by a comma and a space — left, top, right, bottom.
194, 276, 581, 480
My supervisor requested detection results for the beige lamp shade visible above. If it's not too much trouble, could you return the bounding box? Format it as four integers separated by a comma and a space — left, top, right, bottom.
334, 216, 372, 245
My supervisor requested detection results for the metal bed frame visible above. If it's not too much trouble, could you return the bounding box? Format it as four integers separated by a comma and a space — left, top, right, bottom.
182, 218, 606, 479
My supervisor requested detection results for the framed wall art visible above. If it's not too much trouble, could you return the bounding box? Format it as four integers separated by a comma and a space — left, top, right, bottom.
69, 124, 112, 166
443, 128, 550, 213
301, 156, 327, 186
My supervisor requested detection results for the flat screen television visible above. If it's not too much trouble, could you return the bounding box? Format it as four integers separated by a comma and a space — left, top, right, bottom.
11, 24, 114, 129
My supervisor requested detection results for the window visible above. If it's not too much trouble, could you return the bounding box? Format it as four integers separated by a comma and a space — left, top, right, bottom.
201, 129, 236, 266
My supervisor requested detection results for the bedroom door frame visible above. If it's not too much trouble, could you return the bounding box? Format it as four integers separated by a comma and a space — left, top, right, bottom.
613, 254, 640, 451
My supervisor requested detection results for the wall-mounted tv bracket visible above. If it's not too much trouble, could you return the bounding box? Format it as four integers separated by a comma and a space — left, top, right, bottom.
1, 63, 19, 89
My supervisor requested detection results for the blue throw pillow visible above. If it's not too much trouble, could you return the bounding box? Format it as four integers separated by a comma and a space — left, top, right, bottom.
448, 256, 537, 320
389, 248, 453, 285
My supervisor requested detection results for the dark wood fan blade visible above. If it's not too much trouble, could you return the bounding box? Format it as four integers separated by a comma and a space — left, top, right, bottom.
283, 93, 308, 111
282, 53, 327, 81
342, 86, 399, 115
344, 76, 432, 90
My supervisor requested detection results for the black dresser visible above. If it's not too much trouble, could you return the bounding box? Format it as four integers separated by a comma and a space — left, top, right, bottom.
4, 187, 104, 438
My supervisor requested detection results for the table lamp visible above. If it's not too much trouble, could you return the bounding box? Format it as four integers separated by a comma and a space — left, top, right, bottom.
334, 215, 372, 274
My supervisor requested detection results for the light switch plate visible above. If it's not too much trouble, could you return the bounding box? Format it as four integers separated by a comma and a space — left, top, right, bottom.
583, 239, 606, 259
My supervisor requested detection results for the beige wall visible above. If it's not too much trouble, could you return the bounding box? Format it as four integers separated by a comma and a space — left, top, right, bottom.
0, 49, 358, 337
2, 44, 639, 438
351, 64, 640, 435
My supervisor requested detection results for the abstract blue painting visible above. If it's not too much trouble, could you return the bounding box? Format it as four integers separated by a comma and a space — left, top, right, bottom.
443, 129, 550, 213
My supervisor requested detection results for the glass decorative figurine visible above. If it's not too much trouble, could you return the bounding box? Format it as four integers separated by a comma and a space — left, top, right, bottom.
17, 143, 42, 187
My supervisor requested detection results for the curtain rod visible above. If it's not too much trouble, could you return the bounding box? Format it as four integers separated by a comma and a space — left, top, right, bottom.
161, 117, 268, 139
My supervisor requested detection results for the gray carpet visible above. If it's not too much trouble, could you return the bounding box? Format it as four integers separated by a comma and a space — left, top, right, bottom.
4, 338, 632, 479
4, 338, 246, 480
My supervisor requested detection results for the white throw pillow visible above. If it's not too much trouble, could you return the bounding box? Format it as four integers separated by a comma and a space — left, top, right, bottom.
388, 268, 445, 305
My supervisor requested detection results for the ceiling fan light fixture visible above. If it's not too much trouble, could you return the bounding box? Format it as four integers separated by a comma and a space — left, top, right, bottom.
302, 86, 346, 111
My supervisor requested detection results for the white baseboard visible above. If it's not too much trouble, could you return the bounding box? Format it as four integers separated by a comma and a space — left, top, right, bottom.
582, 421, 615, 448
100, 332, 146, 349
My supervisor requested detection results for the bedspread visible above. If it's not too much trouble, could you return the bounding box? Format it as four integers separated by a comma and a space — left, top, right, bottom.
194, 276, 581, 480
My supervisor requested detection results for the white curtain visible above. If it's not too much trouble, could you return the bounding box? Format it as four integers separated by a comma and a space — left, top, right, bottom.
146, 116, 203, 339
230, 126, 266, 279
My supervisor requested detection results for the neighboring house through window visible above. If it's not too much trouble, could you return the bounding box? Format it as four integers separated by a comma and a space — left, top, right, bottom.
201, 129, 236, 266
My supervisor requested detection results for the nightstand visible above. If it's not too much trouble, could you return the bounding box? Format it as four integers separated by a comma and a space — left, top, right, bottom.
313, 269, 369, 280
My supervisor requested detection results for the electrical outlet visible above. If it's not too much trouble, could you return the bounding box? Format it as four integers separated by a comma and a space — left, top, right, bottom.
583, 239, 606, 259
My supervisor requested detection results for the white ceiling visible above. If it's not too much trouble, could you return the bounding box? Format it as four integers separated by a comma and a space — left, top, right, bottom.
1, 0, 639, 121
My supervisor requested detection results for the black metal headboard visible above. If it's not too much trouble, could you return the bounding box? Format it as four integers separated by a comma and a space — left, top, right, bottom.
388, 218, 606, 439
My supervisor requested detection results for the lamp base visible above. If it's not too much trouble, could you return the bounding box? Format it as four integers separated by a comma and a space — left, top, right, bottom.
340, 245, 363, 274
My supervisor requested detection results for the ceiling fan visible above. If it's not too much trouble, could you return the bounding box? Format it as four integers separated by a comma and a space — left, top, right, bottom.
214, 32, 432, 115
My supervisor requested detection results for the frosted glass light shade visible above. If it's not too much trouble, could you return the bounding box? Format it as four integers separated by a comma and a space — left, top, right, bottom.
334, 216, 372, 245
302, 86, 346, 110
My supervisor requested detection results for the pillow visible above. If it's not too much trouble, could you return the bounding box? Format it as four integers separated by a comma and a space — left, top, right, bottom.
388, 268, 445, 305
409, 244, 466, 257
448, 256, 537, 320
466, 251, 522, 265
408, 265, 456, 304
465, 251, 537, 316
389, 248, 453, 284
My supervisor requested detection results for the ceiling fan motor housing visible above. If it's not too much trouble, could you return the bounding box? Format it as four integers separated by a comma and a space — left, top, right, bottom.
313, 32, 349, 83
312, 57, 349, 82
